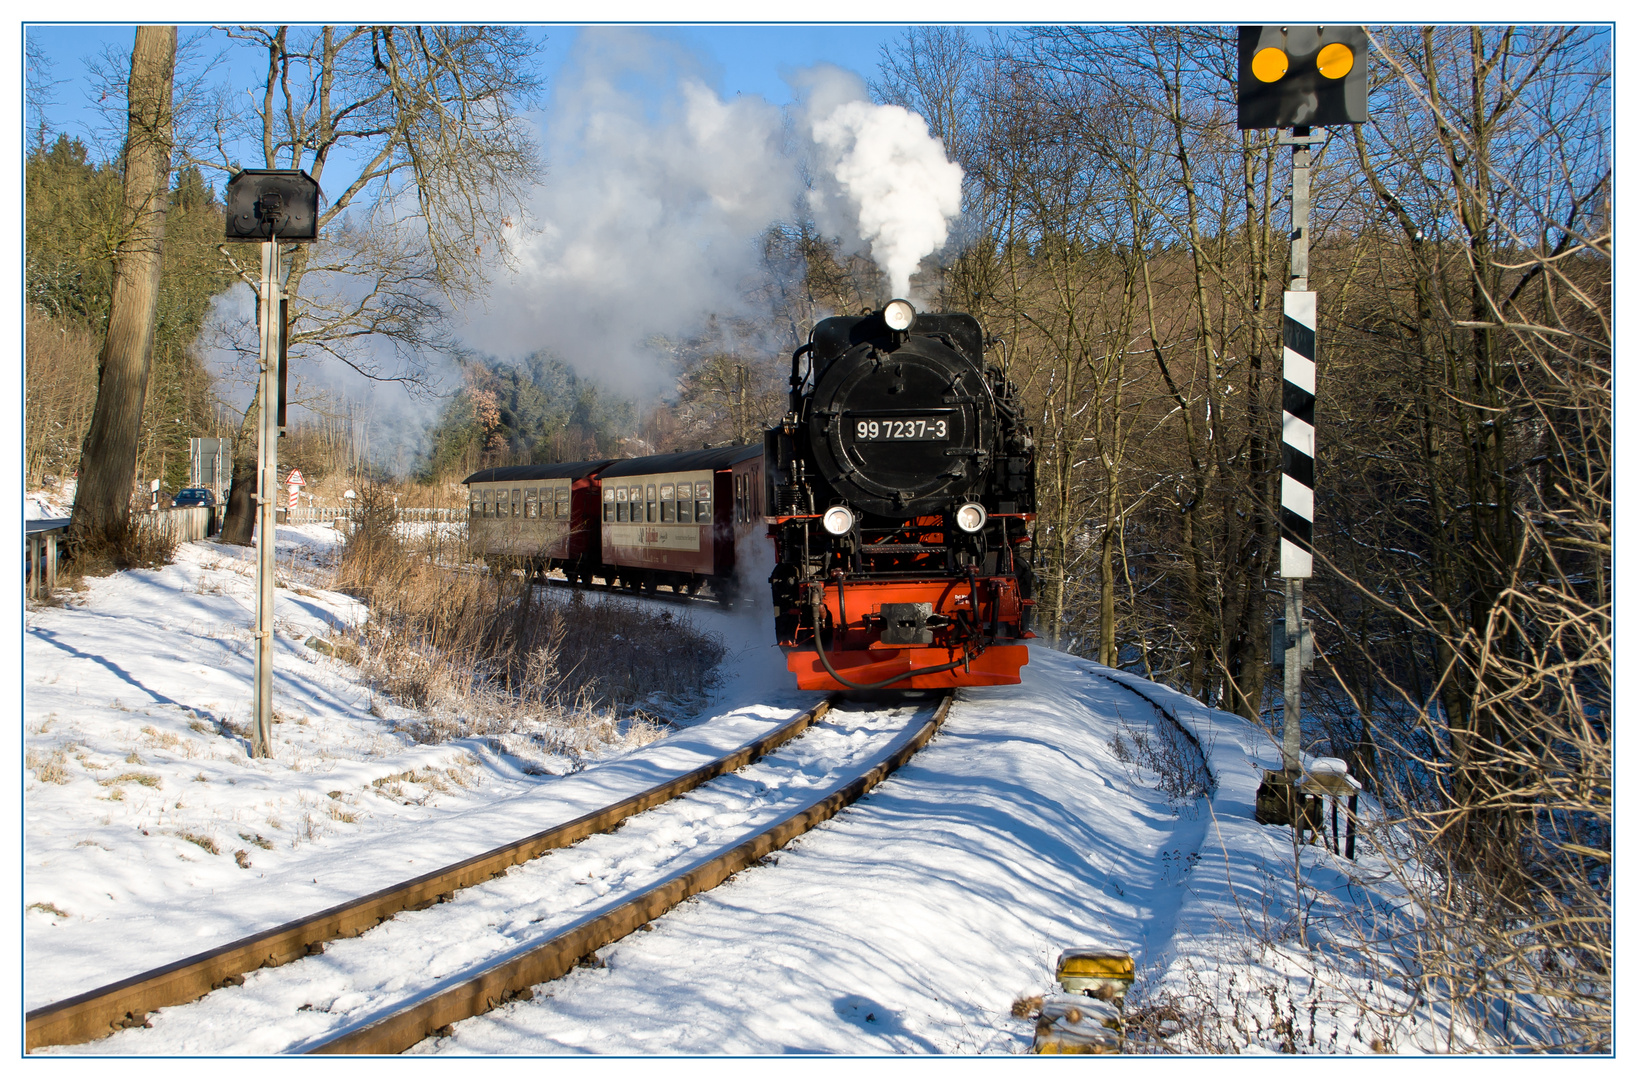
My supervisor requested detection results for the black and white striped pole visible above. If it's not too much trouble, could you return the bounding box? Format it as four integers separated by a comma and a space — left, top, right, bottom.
1235, 27, 1368, 826
1279, 132, 1319, 778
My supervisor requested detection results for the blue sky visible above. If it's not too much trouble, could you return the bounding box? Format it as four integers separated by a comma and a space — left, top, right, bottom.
25, 23, 926, 153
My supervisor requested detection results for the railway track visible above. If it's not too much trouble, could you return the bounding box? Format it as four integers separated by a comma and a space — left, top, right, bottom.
29, 692, 953, 1055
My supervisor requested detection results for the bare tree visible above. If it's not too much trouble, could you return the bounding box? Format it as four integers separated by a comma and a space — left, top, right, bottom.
69, 26, 177, 549
192, 25, 542, 542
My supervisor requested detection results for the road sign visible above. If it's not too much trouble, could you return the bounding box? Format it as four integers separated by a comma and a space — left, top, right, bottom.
286, 469, 306, 486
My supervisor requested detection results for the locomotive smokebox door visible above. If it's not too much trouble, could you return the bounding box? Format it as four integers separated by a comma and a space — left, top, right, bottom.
880, 603, 935, 645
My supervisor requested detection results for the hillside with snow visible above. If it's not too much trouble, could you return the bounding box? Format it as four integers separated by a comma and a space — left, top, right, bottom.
25, 526, 1430, 1055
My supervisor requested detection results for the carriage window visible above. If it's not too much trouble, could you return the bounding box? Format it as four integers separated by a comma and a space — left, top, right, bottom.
470, 492, 481, 516
556, 486, 570, 520
525, 488, 537, 519
497, 489, 507, 517
647, 484, 657, 524
696, 496, 711, 523
604, 488, 615, 522
616, 486, 629, 522
512, 489, 522, 516
677, 482, 693, 523
485, 489, 494, 517
627, 486, 641, 523
660, 483, 675, 523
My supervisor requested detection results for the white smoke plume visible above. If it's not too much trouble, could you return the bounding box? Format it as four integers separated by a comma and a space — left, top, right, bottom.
796, 65, 965, 301
460, 28, 798, 397
465, 40, 967, 398
199, 32, 969, 473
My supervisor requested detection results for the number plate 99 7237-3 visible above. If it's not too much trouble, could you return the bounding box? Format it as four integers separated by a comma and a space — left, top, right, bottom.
852, 417, 948, 441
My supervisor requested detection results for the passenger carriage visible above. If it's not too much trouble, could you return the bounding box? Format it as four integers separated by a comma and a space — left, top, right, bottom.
463, 443, 765, 602
464, 460, 612, 583
596, 443, 763, 598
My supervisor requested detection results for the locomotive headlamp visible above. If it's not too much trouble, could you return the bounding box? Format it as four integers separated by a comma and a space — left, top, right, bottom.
822, 505, 856, 536
883, 299, 917, 332
954, 502, 988, 533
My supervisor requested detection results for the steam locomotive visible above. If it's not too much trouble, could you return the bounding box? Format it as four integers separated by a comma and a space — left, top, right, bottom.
764, 300, 1036, 690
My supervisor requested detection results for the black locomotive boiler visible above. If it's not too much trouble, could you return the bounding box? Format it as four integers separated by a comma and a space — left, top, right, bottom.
765, 299, 1037, 690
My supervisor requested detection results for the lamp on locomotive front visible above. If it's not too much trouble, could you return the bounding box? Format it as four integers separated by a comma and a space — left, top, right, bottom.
954, 502, 988, 533
822, 505, 856, 536
882, 298, 917, 332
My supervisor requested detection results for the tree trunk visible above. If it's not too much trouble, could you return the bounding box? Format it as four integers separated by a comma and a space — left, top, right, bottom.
68, 26, 176, 547
219, 384, 262, 545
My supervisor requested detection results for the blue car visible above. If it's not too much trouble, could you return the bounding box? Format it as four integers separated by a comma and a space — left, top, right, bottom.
172, 487, 217, 508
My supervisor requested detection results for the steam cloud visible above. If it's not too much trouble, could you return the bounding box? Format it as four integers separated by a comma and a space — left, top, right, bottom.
461, 30, 965, 397
459, 28, 797, 396
798, 65, 965, 300
202, 30, 967, 470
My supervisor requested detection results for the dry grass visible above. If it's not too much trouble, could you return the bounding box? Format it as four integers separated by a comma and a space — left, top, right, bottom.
28, 902, 71, 919
1108, 699, 1213, 806
177, 831, 220, 855
26, 748, 70, 785
331, 482, 723, 751
97, 771, 162, 789
65, 508, 181, 580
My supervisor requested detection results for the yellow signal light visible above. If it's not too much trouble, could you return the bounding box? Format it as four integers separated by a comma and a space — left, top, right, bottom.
1251, 47, 1290, 82
1317, 43, 1355, 79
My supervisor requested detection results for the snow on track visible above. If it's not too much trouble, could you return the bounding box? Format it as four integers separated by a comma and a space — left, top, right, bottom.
24, 528, 822, 1011
29, 524, 1371, 1055
416, 650, 1225, 1055
41, 700, 936, 1055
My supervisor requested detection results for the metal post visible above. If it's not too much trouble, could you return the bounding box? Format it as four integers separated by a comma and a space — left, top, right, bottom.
1283, 578, 1303, 772
1289, 128, 1311, 293
1281, 126, 1313, 778
252, 238, 281, 758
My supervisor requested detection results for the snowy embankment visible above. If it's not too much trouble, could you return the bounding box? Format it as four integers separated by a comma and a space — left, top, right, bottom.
26, 525, 1408, 1054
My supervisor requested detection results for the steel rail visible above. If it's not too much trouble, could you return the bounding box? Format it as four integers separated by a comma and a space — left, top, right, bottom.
301, 690, 952, 1055
25, 696, 837, 1051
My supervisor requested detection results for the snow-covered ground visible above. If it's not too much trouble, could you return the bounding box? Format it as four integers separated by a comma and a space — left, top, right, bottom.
26, 485, 72, 520
24, 523, 1453, 1055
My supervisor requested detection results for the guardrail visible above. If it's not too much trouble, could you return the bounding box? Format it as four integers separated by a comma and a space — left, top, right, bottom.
132, 505, 219, 542
25, 507, 222, 601
26, 506, 461, 600
25, 518, 68, 600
